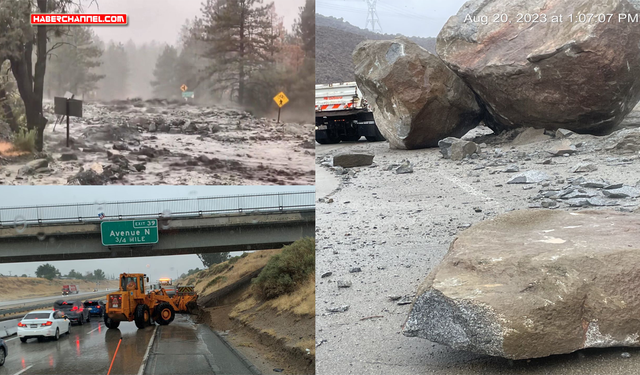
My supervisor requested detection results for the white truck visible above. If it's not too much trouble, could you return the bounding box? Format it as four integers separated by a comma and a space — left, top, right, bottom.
315, 82, 385, 144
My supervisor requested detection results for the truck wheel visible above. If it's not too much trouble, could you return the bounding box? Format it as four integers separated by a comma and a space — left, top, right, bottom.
366, 126, 385, 142
134, 304, 150, 329
315, 130, 341, 144
104, 315, 120, 329
155, 303, 175, 326
341, 135, 361, 142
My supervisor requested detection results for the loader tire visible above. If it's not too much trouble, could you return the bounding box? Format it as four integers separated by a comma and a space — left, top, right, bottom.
134, 304, 150, 329
104, 315, 120, 329
155, 302, 175, 326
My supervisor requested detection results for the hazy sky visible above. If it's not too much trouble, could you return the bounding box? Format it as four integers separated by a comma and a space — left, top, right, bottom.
85, 0, 307, 45
316, 0, 467, 38
0, 186, 312, 283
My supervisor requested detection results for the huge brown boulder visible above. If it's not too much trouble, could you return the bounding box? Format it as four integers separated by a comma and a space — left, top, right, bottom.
353, 38, 483, 149
437, 0, 640, 134
403, 209, 640, 359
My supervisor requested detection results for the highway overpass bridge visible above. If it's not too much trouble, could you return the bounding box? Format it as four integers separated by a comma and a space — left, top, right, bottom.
0, 191, 315, 263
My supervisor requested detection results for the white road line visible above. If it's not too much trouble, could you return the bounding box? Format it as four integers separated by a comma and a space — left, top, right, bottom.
87, 324, 102, 335
137, 325, 158, 375
13, 365, 34, 375
4, 337, 18, 342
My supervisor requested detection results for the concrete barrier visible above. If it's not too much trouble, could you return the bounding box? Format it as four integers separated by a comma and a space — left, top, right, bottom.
0, 319, 18, 338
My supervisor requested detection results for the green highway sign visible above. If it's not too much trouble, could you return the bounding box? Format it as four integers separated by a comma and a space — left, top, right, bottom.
101, 220, 158, 246
182, 91, 194, 98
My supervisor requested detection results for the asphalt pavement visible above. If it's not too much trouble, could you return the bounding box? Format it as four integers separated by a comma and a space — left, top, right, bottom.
0, 314, 256, 375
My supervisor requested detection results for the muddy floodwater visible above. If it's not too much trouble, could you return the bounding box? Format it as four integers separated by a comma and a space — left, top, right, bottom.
0, 99, 315, 185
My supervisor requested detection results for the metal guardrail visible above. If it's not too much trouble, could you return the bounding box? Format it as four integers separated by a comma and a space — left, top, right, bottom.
0, 191, 315, 227
0, 303, 52, 317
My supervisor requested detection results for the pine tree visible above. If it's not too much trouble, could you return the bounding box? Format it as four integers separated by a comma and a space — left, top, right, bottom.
44, 26, 104, 98
199, 0, 278, 105
150, 45, 180, 99
96, 42, 130, 100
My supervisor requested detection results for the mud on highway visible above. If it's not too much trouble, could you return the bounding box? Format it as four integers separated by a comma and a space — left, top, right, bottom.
315, 107, 640, 375
0, 100, 315, 186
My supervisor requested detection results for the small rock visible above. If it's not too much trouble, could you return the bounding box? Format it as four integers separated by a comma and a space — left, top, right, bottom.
548, 140, 576, 156
622, 352, 631, 358
555, 128, 574, 138
388, 295, 402, 301
337, 280, 352, 288
395, 160, 414, 174
59, 153, 78, 161
507, 170, 550, 184
349, 267, 362, 273
504, 165, 520, 173
438, 137, 477, 161
570, 163, 598, 173
326, 305, 349, 313
333, 153, 374, 168
321, 272, 332, 278
603, 187, 640, 199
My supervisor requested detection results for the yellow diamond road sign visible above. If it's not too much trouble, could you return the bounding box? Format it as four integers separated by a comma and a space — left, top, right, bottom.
273, 92, 289, 108
180, 84, 187, 92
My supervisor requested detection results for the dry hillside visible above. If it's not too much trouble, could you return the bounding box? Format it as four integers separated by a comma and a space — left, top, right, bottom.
316, 14, 436, 84
190, 240, 315, 375
0, 277, 119, 301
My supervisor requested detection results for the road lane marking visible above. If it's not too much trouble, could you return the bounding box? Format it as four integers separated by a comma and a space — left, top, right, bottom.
137, 325, 158, 375
87, 324, 103, 334
13, 365, 34, 375
4, 337, 18, 342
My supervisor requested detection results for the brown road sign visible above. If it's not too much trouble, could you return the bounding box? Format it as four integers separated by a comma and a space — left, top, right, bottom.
180, 84, 188, 92
273, 92, 289, 108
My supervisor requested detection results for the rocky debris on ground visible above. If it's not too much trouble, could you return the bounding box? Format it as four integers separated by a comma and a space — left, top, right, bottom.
0, 120, 12, 141
333, 153, 374, 168
7, 100, 316, 185
337, 280, 352, 288
17, 159, 48, 177
394, 160, 413, 174
437, 0, 640, 134
326, 305, 349, 313
353, 37, 482, 149
403, 209, 640, 360
438, 137, 477, 161
507, 170, 549, 184
604, 128, 640, 154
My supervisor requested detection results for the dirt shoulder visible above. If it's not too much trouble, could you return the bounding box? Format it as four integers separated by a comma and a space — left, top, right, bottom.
191, 249, 315, 375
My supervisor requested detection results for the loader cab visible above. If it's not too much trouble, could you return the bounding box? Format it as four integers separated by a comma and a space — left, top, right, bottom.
119, 274, 150, 296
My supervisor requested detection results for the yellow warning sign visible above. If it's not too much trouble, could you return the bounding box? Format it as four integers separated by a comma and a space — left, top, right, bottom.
273, 92, 289, 108
180, 84, 188, 92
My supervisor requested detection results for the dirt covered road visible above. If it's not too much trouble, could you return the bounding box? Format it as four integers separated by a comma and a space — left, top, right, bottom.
0, 99, 314, 185
315, 108, 640, 374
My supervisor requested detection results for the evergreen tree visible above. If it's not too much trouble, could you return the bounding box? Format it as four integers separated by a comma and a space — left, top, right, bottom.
36, 264, 60, 281
199, 0, 278, 105
44, 26, 104, 98
96, 42, 129, 100
150, 45, 180, 99
198, 252, 230, 268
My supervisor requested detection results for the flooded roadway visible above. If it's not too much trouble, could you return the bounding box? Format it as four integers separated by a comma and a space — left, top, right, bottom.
0, 314, 255, 375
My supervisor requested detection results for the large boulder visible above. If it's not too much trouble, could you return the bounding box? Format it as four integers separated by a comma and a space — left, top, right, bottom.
403, 209, 640, 359
353, 38, 483, 149
437, 0, 640, 134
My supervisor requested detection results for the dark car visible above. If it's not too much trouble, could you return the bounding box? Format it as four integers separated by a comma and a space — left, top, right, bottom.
83, 300, 106, 317
0, 337, 7, 366
53, 300, 90, 325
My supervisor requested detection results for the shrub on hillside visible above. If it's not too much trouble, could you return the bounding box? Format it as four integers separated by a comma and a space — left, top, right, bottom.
252, 237, 315, 299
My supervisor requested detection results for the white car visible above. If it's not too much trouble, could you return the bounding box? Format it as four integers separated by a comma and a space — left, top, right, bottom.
18, 310, 71, 342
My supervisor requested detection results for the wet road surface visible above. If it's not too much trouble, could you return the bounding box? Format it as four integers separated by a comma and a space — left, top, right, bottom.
0, 314, 257, 375
144, 315, 258, 375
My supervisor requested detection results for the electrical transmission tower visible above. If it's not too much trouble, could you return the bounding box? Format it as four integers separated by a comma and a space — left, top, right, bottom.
364, 0, 382, 33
